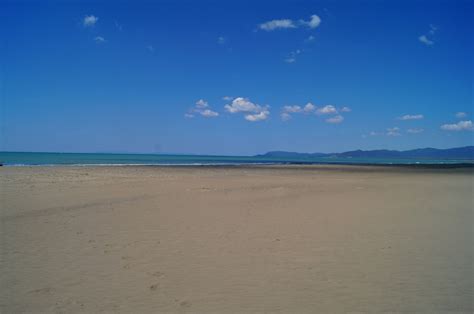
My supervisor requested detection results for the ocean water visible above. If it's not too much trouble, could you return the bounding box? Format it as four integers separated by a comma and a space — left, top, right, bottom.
1, 152, 473, 166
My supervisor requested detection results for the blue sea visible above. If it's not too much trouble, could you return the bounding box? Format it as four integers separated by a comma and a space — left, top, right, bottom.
1, 152, 473, 166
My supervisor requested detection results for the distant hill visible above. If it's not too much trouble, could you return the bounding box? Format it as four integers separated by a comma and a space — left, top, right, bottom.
256, 146, 474, 159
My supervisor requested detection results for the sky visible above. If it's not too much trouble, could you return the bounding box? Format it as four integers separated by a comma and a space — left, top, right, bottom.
1, 0, 473, 155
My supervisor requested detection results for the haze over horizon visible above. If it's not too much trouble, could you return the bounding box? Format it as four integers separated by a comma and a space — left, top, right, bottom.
1, 0, 473, 155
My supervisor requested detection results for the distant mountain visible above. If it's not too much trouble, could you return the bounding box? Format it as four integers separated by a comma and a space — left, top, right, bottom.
256, 146, 474, 159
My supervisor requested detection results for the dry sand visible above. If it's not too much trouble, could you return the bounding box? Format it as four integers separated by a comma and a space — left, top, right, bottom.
1, 165, 473, 313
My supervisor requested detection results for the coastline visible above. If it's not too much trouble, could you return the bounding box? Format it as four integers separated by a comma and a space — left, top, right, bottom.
2, 162, 474, 171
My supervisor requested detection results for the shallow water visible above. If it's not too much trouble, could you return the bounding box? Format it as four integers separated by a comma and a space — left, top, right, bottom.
1, 151, 473, 166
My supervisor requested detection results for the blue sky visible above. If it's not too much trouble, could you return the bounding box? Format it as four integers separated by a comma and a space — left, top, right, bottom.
1, 0, 473, 155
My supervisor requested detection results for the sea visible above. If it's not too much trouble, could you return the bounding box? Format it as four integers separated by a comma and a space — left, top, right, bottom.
1, 152, 473, 167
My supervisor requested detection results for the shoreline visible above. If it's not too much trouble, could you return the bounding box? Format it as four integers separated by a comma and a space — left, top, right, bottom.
3, 162, 474, 171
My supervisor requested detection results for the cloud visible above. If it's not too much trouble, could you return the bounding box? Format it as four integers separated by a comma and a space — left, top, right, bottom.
419, 25, 437, 46
305, 35, 315, 42
259, 19, 296, 31
185, 99, 218, 118
440, 120, 473, 131
94, 36, 106, 43
83, 15, 98, 27
224, 97, 261, 113
369, 131, 382, 136
300, 15, 321, 29
340, 106, 351, 112
245, 109, 270, 122
225, 97, 269, 122
284, 49, 302, 63
259, 14, 321, 31
218, 36, 226, 44
282, 105, 302, 113
455, 112, 467, 119
326, 115, 344, 124
419, 35, 434, 46
398, 114, 424, 120
201, 109, 219, 117
222, 96, 233, 101
279, 102, 351, 122
386, 127, 401, 136
281, 103, 349, 121
280, 103, 316, 120
280, 112, 292, 121
316, 105, 338, 115
407, 128, 424, 134
195, 99, 208, 108
303, 102, 316, 113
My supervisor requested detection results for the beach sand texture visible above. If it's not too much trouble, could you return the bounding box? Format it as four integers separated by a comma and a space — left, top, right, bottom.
1, 165, 473, 313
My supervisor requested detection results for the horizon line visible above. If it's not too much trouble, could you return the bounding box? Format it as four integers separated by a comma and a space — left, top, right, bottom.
1, 145, 473, 157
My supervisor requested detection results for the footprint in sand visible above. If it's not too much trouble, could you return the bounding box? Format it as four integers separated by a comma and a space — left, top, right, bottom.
175, 299, 191, 308
149, 283, 159, 291
28, 287, 54, 294
150, 271, 164, 278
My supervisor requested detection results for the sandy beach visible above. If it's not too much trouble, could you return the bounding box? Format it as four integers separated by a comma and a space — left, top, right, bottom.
1, 165, 472, 313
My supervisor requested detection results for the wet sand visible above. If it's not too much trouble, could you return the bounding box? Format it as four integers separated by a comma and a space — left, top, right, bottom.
1, 165, 473, 313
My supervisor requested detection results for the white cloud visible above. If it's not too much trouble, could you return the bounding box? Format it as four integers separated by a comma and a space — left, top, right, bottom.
185, 99, 218, 118
195, 99, 208, 108
225, 97, 269, 122
455, 112, 467, 119
369, 131, 381, 136
94, 36, 106, 43
305, 35, 315, 42
316, 105, 338, 115
200, 109, 219, 117
259, 19, 296, 31
340, 106, 351, 112
218, 36, 226, 44
284, 49, 302, 63
326, 115, 344, 124
280, 103, 316, 120
225, 97, 261, 113
300, 15, 321, 29
440, 120, 473, 131
280, 102, 348, 121
222, 96, 233, 101
245, 109, 270, 122
398, 114, 424, 120
83, 15, 98, 27
281, 112, 291, 121
387, 127, 401, 136
283, 105, 302, 113
419, 35, 434, 46
407, 128, 424, 134
259, 14, 321, 31
303, 102, 316, 113
419, 25, 437, 46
